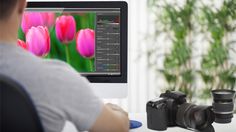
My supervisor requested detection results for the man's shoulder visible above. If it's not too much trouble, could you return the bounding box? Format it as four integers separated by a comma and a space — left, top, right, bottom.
41, 59, 70, 69
41, 59, 78, 75
0, 44, 78, 81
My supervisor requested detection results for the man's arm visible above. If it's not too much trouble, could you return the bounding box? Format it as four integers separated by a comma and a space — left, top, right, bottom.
90, 104, 129, 132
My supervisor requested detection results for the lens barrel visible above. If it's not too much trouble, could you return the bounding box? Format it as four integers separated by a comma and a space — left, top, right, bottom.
176, 103, 215, 131
212, 89, 236, 123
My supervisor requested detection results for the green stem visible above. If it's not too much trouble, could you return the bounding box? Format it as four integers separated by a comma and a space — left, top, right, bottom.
89, 59, 94, 72
47, 53, 51, 59
44, 53, 51, 59
65, 45, 71, 64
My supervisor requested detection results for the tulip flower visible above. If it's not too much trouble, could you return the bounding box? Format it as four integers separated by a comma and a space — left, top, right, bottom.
55, 15, 76, 64
21, 12, 44, 33
42, 12, 55, 28
17, 39, 28, 50
76, 29, 95, 58
26, 26, 50, 57
55, 15, 76, 44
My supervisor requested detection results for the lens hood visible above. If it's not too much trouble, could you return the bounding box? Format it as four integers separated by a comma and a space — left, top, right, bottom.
212, 89, 235, 101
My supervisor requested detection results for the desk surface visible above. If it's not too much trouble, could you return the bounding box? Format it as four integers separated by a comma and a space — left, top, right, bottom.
62, 113, 236, 132
129, 113, 236, 132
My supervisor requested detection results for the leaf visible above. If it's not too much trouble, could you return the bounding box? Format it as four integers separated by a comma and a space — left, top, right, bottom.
181, 70, 194, 84
202, 42, 228, 69
210, 26, 225, 41
198, 71, 214, 84
164, 40, 191, 69
218, 69, 236, 89
18, 28, 25, 41
199, 88, 212, 100
159, 70, 177, 84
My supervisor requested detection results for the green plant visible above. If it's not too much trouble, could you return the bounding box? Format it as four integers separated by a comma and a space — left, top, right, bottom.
148, 0, 196, 101
200, 0, 236, 98
147, 0, 236, 101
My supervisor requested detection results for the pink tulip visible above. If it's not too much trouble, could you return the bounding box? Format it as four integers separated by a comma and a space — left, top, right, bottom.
17, 39, 28, 50
26, 26, 50, 57
41, 12, 55, 28
76, 29, 95, 58
55, 15, 76, 44
21, 12, 44, 33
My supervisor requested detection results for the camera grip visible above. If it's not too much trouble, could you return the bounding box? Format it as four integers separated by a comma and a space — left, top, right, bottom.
147, 103, 168, 131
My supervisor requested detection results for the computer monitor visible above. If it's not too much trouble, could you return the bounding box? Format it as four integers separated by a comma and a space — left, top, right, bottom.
18, 1, 128, 98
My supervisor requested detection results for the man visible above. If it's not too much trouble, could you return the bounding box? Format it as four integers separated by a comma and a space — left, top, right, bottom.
0, 0, 129, 132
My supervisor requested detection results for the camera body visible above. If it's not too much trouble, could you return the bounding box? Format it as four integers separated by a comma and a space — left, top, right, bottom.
147, 90, 215, 132
146, 91, 186, 130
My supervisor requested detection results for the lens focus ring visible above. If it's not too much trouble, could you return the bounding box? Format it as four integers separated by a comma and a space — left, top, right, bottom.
212, 102, 234, 113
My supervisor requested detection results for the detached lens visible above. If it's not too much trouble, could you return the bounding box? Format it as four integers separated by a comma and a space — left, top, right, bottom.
212, 89, 236, 123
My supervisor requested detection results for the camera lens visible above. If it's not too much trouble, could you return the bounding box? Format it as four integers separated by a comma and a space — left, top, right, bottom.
212, 89, 236, 123
176, 103, 215, 131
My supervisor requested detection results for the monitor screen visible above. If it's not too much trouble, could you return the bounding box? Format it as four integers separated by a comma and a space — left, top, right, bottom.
17, 2, 127, 84
18, 8, 121, 76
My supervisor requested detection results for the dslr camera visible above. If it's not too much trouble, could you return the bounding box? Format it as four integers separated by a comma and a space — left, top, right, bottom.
146, 90, 236, 132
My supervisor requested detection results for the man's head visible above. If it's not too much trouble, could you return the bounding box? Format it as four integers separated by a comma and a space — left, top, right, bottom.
0, 0, 26, 43
0, 0, 17, 20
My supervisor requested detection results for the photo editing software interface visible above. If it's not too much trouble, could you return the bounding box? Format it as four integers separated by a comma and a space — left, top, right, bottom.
18, 8, 121, 76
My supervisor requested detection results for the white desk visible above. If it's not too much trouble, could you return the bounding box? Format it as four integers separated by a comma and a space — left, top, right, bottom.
62, 113, 236, 132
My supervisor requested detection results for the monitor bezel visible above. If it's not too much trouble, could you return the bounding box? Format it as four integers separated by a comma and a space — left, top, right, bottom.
26, 1, 128, 83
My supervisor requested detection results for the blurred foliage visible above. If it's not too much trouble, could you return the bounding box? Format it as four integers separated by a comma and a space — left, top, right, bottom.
200, 0, 236, 98
148, 0, 196, 101
18, 13, 96, 72
148, 0, 236, 101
